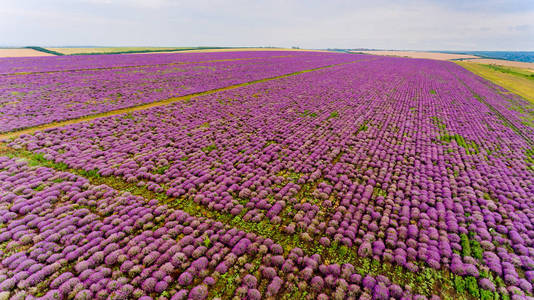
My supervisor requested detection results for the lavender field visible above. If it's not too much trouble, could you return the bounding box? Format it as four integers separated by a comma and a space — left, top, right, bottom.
0, 51, 533, 300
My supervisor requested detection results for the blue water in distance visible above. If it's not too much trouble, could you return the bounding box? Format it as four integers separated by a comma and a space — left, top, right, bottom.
443, 51, 534, 63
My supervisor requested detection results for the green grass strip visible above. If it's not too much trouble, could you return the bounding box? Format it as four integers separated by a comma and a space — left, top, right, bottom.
24, 46, 64, 56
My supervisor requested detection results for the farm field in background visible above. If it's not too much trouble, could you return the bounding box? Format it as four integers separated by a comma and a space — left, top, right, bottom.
44, 47, 322, 56
0, 50, 533, 300
459, 60, 534, 72
456, 61, 534, 104
46, 47, 193, 55
0, 49, 55, 58
352, 51, 479, 61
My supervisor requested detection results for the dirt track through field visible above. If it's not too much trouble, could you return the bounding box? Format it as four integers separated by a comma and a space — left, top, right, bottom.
0, 55, 294, 76
0, 58, 372, 141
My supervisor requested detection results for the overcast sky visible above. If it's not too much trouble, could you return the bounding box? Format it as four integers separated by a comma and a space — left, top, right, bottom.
1, 0, 533, 50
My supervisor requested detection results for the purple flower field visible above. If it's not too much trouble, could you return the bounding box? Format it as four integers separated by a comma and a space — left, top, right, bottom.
0, 51, 533, 299
0, 51, 309, 74
0, 52, 358, 132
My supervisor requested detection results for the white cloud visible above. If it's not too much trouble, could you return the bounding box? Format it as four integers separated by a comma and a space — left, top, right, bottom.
0, 0, 532, 50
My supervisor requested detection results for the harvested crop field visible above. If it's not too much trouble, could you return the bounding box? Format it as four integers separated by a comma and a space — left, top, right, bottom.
0, 50, 533, 300
0, 49, 54, 58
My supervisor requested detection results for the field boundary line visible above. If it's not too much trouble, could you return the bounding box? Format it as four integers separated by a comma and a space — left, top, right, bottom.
0, 55, 295, 76
0, 59, 370, 141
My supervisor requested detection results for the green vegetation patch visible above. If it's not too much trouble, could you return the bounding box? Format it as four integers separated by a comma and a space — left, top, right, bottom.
25, 46, 64, 56
460, 233, 483, 259
328, 111, 339, 119
485, 64, 534, 81
525, 147, 534, 171
33, 184, 46, 191
355, 121, 369, 135
439, 134, 480, 154
154, 165, 170, 175
299, 110, 318, 118
201, 144, 218, 153
122, 113, 135, 120
430, 116, 447, 130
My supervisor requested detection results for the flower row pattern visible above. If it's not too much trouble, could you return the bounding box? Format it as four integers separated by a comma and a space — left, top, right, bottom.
0, 52, 360, 132
8, 56, 534, 298
2, 51, 534, 300
0, 156, 423, 299
0, 51, 304, 74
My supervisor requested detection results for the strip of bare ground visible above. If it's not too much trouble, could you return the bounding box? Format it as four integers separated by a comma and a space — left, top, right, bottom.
0, 59, 371, 141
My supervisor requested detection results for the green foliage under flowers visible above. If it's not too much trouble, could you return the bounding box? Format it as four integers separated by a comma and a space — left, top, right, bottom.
439, 134, 480, 154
